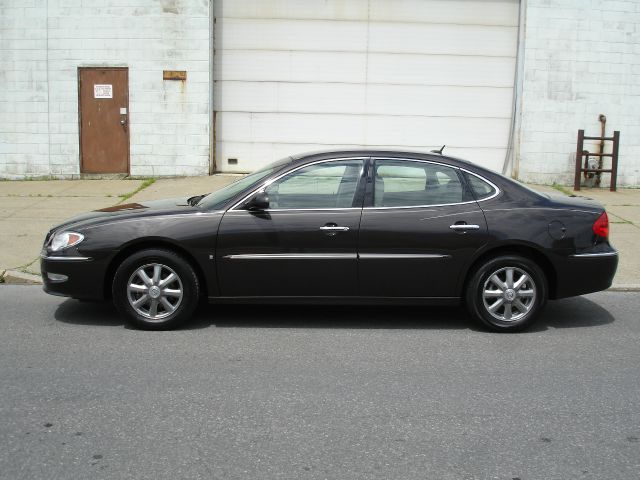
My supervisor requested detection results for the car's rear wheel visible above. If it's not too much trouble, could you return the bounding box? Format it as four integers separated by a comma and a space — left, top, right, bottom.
465, 255, 547, 332
112, 249, 199, 330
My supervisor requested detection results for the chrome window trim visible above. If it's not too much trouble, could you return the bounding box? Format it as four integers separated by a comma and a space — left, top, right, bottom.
41, 254, 92, 261
224, 253, 357, 260
363, 199, 480, 210
363, 158, 502, 210
226, 207, 362, 213
228, 157, 368, 212
570, 251, 618, 258
227, 156, 502, 212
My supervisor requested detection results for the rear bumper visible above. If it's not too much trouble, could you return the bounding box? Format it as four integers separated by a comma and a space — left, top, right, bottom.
41, 254, 108, 300
554, 250, 618, 299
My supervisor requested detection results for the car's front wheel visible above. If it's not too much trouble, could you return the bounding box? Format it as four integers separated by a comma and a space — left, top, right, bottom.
465, 255, 547, 332
112, 249, 199, 330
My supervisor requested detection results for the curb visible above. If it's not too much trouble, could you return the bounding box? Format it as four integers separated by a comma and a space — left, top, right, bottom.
1, 270, 43, 285
607, 285, 640, 292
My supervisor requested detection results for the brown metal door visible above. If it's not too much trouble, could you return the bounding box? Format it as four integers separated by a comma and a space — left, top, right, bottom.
79, 68, 129, 173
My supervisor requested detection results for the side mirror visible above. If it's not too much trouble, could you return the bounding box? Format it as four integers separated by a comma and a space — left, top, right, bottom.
246, 191, 270, 211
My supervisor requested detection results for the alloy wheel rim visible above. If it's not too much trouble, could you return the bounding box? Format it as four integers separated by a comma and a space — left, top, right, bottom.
482, 266, 536, 322
126, 263, 183, 322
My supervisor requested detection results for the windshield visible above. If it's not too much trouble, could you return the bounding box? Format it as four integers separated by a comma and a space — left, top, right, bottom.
196, 157, 293, 209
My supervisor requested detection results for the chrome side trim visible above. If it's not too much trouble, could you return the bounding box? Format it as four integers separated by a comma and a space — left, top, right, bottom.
229, 157, 368, 212
41, 255, 92, 261
224, 253, 357, 260
225, 253, 449, 260
570, 251, 618, 258
359, 253, 451, 259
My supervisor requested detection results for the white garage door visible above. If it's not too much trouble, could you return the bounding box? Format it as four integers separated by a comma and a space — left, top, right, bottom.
214, 0, 519, 172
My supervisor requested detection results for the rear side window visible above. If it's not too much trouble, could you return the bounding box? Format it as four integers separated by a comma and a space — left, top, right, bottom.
465, 173, 497, 200
373, 159, 464, 207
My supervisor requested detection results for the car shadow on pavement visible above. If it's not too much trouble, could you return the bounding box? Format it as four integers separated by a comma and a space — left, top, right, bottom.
54, 299, 123, 327
531, 295, 615, 331
53, 295, 614, 332
195, 304, 474, 330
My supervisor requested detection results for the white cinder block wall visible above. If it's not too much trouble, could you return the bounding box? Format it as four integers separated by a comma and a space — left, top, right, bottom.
517, 0, 640, 186
0, 3, 49, 178
0, 0, 211, 179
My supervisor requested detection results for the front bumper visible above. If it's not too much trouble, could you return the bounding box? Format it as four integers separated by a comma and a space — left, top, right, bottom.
41, 253, 108, 300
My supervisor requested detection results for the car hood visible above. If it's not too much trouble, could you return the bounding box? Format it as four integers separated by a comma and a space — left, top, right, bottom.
50, 197, 199, 232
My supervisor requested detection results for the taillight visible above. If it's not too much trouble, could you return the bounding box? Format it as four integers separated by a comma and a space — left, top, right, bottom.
593, 211, 609, 239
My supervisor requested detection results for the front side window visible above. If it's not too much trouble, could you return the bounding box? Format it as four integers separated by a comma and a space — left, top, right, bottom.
264, 159, 364, 209
373, 159, 464, 207
197, 156, 292, 209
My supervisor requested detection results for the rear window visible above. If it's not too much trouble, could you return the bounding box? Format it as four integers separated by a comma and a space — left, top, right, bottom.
466, 173, 496, 200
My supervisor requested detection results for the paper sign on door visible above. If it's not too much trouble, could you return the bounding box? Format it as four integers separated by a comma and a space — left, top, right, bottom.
94, 84, 113, 99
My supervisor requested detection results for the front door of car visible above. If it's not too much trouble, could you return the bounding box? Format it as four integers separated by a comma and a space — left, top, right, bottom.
358, 158, 490, 298
216, 158, 366, 297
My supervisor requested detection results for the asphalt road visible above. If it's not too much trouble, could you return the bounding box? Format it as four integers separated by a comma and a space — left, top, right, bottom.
0, 286, 639, 480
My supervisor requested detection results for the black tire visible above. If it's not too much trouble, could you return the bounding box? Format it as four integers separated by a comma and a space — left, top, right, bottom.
112, 248, 199, 330
465, 254, 547, 332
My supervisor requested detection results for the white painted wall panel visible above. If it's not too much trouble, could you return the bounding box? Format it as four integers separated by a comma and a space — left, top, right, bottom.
218, 19, 368, 52
367, 54, 516, 87
365, 85, 512, 118
217, 82, 366, 115
220, 0, 519, 26
369, 0, 519, 25
218, 0, 369, 21
219, 18, 516, 56
216, 50, 516, 87
368, 23, 517, 56
215, 51, 367, 83
219, 82, 512, 118
218, 112, 509, 148
214, 0, 519, 172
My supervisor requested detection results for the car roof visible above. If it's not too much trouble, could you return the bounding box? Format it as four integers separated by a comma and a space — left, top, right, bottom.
289, 148, 491, 174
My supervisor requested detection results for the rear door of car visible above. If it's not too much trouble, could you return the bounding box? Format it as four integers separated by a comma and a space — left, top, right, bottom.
358, 157, 490, 298
216, 157, 366, 297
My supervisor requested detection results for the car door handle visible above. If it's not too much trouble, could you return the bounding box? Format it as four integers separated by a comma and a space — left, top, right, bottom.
449, 224, 480, 231
320, 226, 350, 232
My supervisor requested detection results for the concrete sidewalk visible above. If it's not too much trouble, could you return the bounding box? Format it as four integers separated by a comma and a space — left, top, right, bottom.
0, 177, 638, 289
0, 176, 237, 280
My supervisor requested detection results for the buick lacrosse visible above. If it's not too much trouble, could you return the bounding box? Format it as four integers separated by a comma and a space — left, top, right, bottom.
41, 150, 617, 331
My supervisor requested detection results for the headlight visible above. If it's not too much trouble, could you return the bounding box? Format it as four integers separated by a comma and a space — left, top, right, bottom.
50, 231, 84, 252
